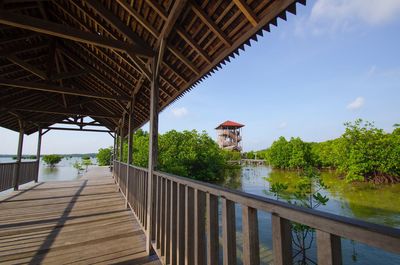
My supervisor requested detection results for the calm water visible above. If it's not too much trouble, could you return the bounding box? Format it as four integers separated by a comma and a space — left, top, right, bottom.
0, 157, 96, 195
222, 166, 400, 265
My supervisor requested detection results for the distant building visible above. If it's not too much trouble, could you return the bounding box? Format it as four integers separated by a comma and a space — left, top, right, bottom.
215, 120, 244, 151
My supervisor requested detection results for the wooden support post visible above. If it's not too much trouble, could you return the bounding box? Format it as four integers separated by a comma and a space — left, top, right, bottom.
112, 131, 117, 177
272, 214, 292, 265
317, 230, 342, 265
146, 56, 160, 254
13, 121, 24, 191
125, 109, 133, 208
118, 121, 124, 189
35, 128, 42, 183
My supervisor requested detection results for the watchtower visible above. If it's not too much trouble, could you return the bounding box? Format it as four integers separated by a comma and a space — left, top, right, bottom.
215, 120, 244, 151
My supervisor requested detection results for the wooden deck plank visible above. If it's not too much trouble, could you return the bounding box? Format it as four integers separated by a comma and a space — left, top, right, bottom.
0, 167, 161, 265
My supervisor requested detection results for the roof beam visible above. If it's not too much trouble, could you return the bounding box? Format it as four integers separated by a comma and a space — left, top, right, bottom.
5, 54, 47, 80
233, 0, 259, 27
45, 127, 112, 133
190, 2, 232, 47
58, 45, 131, 98
159, 0, 188, 41
0, 78, 129, 102
37, 120, 105, 127
84, 0, 152, 80
0, 10, 153, 57
50, 69, 88, 81
0, 106, 119, 119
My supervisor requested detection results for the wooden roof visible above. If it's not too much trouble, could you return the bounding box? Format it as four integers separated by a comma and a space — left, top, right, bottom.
216, 120, 244, 129
0, 0, 305, 135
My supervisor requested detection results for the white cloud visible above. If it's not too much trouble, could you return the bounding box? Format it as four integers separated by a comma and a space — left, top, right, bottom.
171, 107, 188, 117
347, 97, 365, 110
294, 0, 400, 37
278, 122, 288, 129
311, 0, 400, 25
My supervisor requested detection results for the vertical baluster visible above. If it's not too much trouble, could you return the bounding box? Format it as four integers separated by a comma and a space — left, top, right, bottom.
165, 179, 171, 262
242, 206, 260, 265
272, 214, 292, 265
222, 198, 236, 265
170, 181, 178, 265
141, 171, 145, 224
160, 177, 166, 255
206, 193, 219, 265
177, 183, 186, 265
185, 186, 195, 265
195, 189, 206, 265
317, 230, 342, 265
155, 175, 161, 249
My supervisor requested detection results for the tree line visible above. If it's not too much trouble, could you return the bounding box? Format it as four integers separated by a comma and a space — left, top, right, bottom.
250, 119, 400, 183
103, 129, 237, 182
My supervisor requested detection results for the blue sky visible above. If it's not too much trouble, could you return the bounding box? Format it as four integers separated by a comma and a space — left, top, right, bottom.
1, 0, 400, 154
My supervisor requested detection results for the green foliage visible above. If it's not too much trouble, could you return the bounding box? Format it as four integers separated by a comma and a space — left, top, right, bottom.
42, 155, 63, 167
73, 161, 84, 174
265, 137, 313, 170
262, 119, 400, 183
81, 155, 91, 160
82, 157, 92, 172
222, 150, 241, 161
158, 130, 226, 182
118, 129, 228, 182
97, 147, 112, 166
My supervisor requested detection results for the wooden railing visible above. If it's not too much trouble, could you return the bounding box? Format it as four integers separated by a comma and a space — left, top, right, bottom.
113, 160, 400, 265
0, 161, 38, 192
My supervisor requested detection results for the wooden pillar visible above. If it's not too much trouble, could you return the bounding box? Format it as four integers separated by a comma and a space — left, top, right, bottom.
13, 121, 24, 191
112, 131, 117, 177
118, 117, 125, 186
35, 128, 42, 183
125, 106, 134, 208
146, 56, 160, 254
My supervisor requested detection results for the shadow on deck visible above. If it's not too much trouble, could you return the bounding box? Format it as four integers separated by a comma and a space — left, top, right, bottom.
0, 167, 161, 265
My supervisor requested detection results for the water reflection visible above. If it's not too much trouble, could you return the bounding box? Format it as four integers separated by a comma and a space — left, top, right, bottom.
222, 166, 400, 265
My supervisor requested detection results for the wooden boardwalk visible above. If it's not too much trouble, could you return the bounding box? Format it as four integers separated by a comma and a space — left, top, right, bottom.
0, 167, 161, 265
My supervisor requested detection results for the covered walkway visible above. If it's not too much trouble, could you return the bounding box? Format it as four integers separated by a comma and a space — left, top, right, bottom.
0, 167, 160, 265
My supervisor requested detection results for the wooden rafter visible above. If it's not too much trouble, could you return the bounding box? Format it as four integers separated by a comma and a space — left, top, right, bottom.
5, 54, 47, 80
0, 78, 129, 102
0, 105, 119, 119
0, 10, 153, 57
233, 0, 259, 26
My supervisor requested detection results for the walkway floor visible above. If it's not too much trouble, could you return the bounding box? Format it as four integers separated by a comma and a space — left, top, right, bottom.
0, 167, 161, 265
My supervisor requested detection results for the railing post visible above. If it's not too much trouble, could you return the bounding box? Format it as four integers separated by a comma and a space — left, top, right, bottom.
146, 55, 160, 254
317, 230, 342, 265
13, 121, 24, 191
125, 107, 134, 208
112, 131, 117, 177
35, 128, 42, 183
222, 198, 236, 265
272, 214, 292, 265
206, 193, 219, 265
242, 206, 260, 265
118, 121, 124, 189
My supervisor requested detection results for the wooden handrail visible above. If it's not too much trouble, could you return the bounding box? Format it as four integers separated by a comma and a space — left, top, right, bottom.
112, 160, 400, 264
0, 161, 38, 192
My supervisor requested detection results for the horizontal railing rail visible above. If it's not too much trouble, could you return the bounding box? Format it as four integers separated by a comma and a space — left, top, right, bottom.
0, 161, 38, 192
113, 160, 400, 265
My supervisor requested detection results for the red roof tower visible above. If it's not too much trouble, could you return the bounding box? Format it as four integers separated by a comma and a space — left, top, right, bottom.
215, 120, 244, 151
